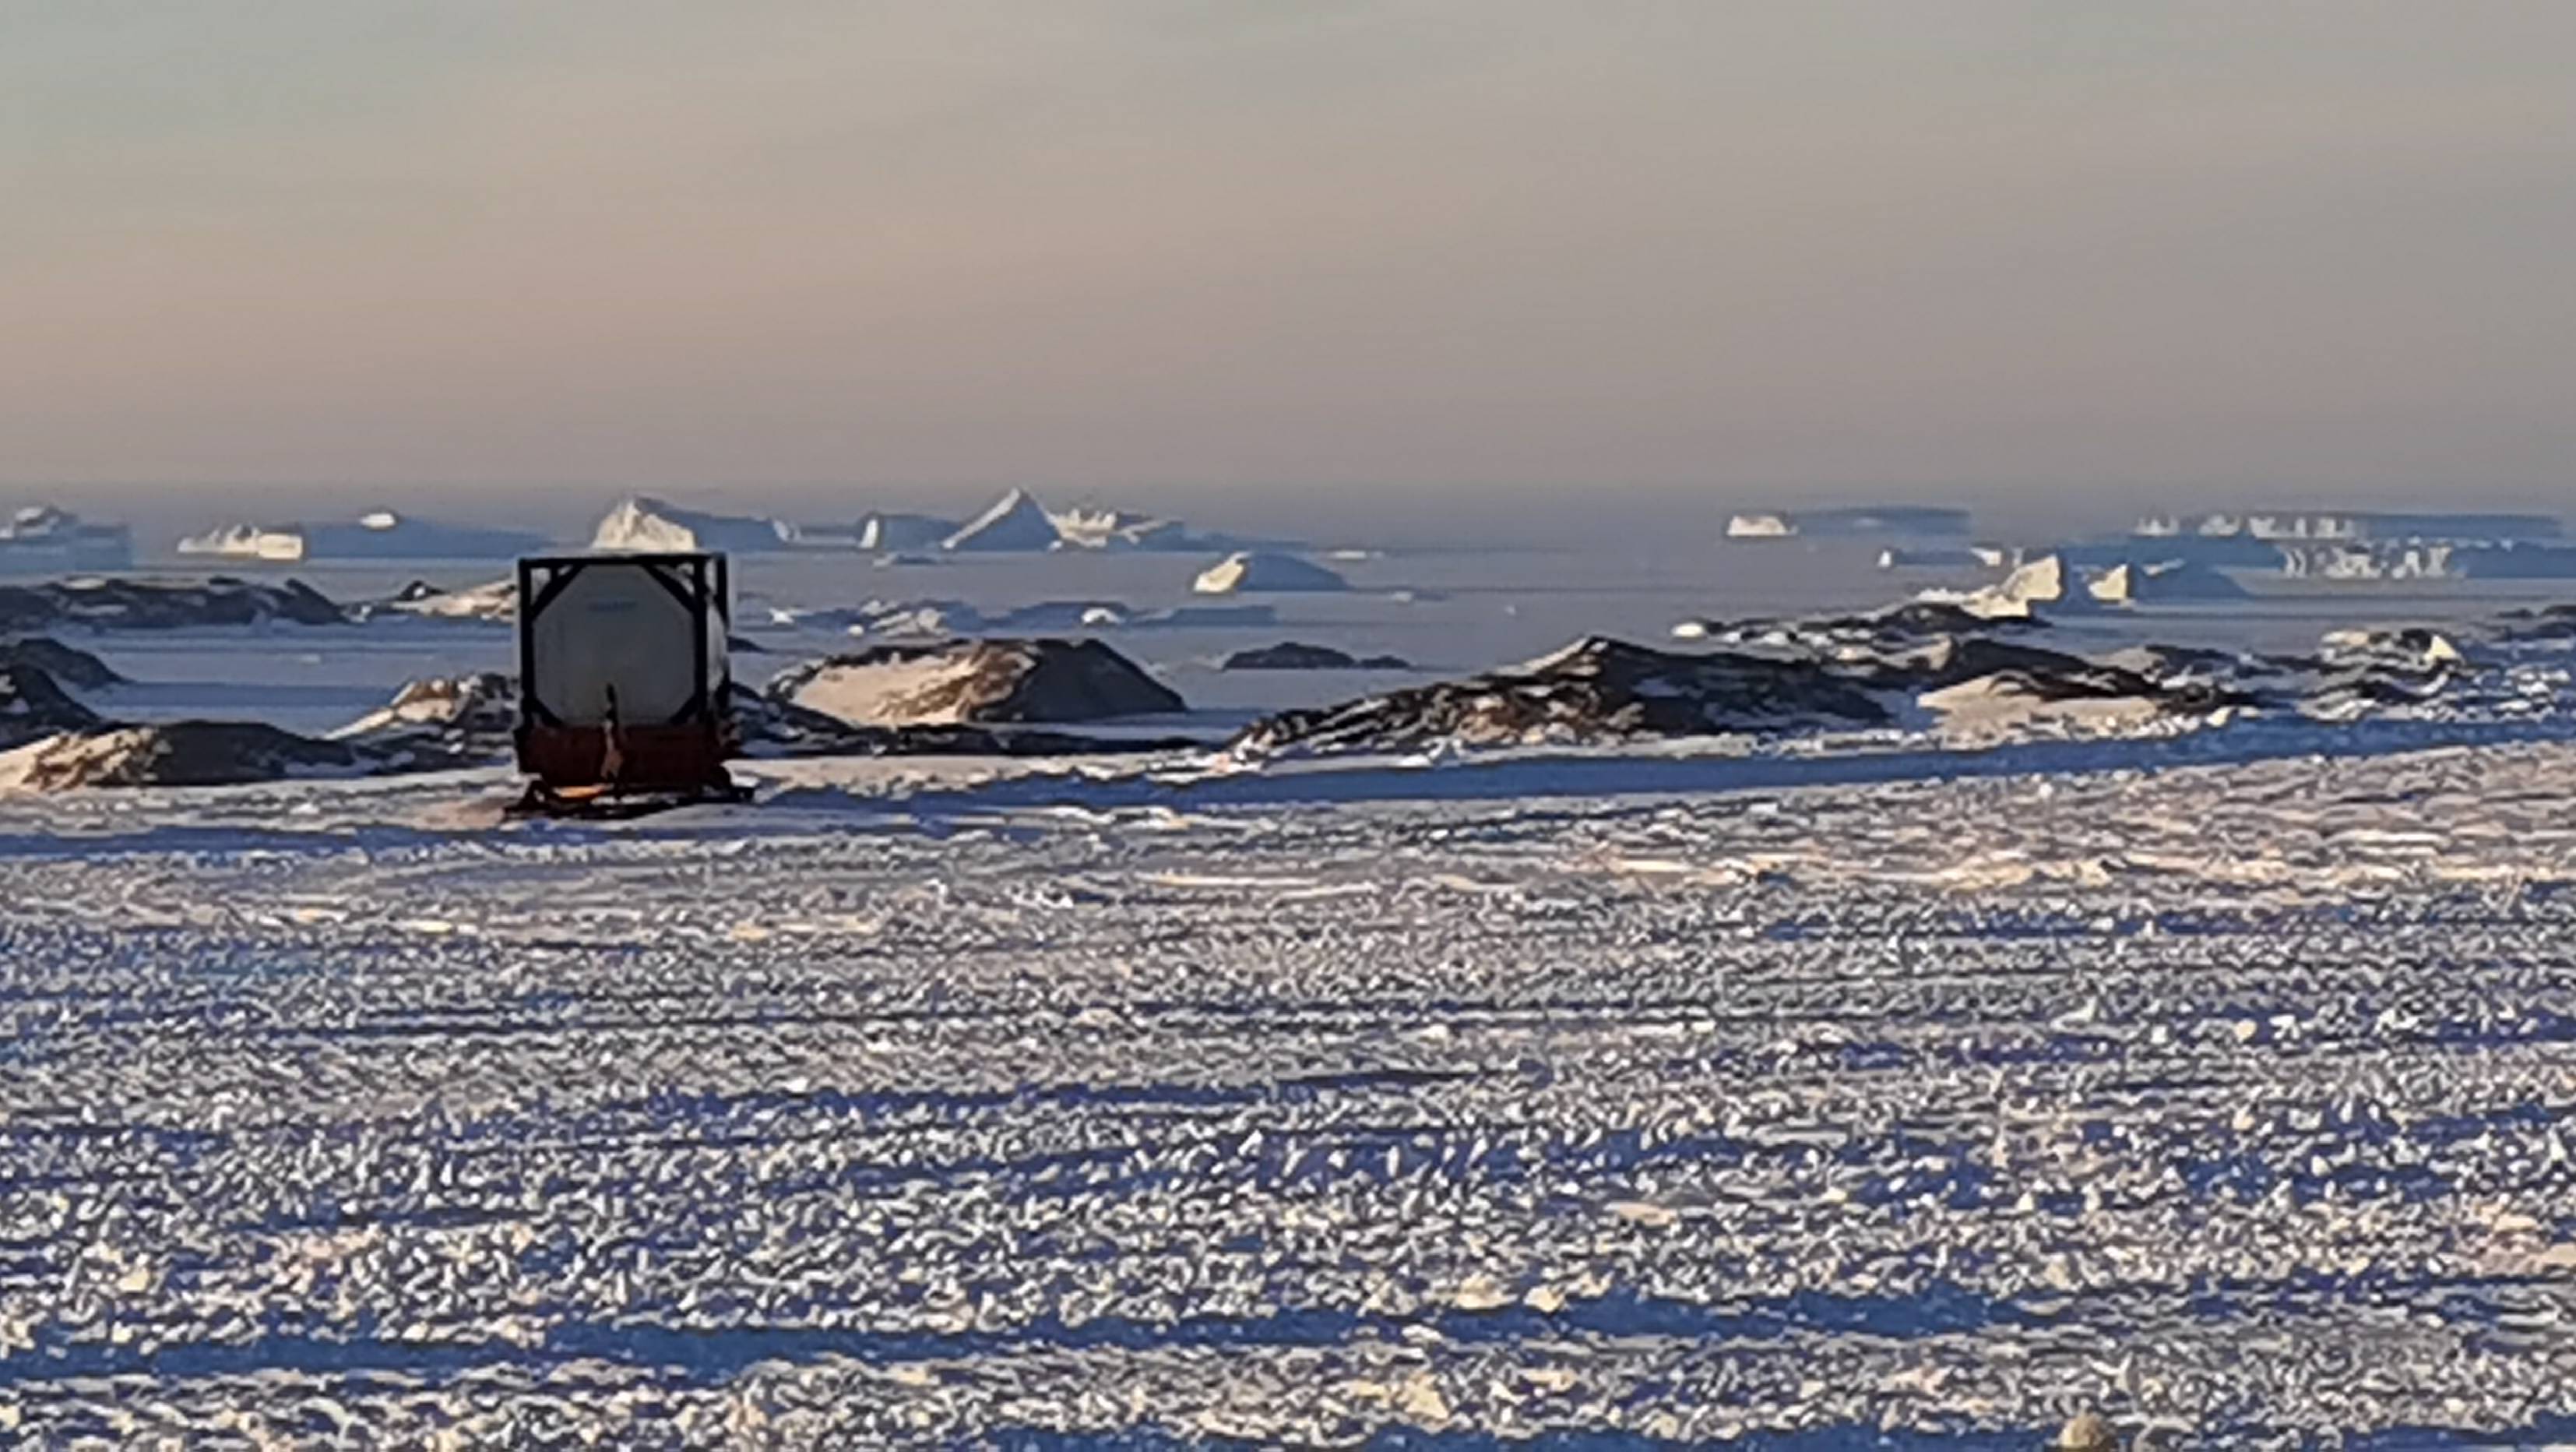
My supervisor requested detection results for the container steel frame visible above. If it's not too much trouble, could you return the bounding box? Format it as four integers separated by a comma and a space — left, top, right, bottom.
512, 552, 745, 814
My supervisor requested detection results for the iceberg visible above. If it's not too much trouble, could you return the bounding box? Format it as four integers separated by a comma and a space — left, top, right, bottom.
941, 489, 1065, 552
0, 506, 134, 573
857, 512, 958, 552
2141, 510, 2560, 542
591, 496, 804, 554
2084, 559, 2252, 604
1191, 551, 1350, 595
938, 488, 1277, 552
1728, 506, 1972, 539
180, 510, 547, 562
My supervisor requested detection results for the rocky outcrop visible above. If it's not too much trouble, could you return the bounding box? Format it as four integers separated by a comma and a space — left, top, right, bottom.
356, 578, 516, 623
1676, 599, 2045, 654
0, 722, 363, 790
857, 512, 958, 552
1233, 585, 2576, 756
1221, 643, 1413, 671
769, 639, 1183, 727
1231, 608, 2274, 756
311, 664, 1195, 776
0, 664, 105, 747
0, 638, 122, 690
1232, 637, 1899, 755
326, 673, 519, 770
0, 576, 346, 633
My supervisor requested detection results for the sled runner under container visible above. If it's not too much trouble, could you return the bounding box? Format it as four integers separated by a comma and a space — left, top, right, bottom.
514, 552, 742, 809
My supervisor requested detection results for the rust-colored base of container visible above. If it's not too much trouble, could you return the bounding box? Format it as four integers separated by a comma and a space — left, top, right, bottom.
509, 776, 751, 820
516, 723, 734, 795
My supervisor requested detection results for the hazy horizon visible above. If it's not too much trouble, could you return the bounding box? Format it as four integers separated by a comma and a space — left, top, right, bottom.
6, 3, 2572, 523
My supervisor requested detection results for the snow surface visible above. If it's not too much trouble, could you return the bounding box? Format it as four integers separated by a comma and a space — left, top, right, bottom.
2, 728, 2576, 1441
12, 525, 2576, 1437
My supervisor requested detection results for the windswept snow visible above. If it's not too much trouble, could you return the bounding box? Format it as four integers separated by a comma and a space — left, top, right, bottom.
2, 734, 2576, 1441
16, 514, 2576, 1442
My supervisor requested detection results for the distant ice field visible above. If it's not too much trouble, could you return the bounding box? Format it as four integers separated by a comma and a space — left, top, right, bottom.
63, 539, 2576, 736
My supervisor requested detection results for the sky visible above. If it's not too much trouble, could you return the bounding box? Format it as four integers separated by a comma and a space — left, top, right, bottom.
3, 2, 2572, 533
